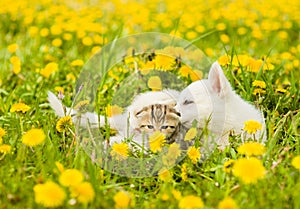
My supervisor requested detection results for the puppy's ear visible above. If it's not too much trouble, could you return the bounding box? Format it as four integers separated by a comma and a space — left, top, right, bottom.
208, 62, 232, 97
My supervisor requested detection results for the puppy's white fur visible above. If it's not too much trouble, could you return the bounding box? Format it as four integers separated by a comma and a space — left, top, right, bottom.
175, 62, 266, 148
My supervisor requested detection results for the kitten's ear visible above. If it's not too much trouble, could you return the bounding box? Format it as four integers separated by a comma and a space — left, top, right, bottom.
208, 61, 232, 97
135, 107, 148, 117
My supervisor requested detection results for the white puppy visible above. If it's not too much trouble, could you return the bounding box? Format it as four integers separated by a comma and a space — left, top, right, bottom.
175, 61, 266, 149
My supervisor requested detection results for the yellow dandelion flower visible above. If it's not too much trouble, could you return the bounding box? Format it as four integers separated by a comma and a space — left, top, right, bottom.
44, 54, 56, 62
218, 55, 230, 66
187, 146, 201, 164
235, 55, 251, 67
147, 76, 162, 91
0, 127, 6, 139
56, 116, 73, 133
248, 59, 263, 73
149, 131, 166, 153
158, 168, 173, 182
54, 86, 64, 94
171, 189, 182, 200
139, 60, 154, 74
237, 142, 266, 156
124, 56, 135, 65
156, 46, 185, 58
184, 127, 197, 141
181, 163, 188, 181
74, 100, 90, 112
59, 169, 84, 187
8, 43, 18, 53
179, 195, 204, 209
223, 159, 235, 173
0, 144, 11, 154
52, 38, 62, 47
40, 62, 58, 78
91, 46, 101, 55
22, 128, 46, 147
66, 73, 76, 82
41, 45, 49, 53
278, 31, 288, 40
220, 34, 230, 44
162, 154, 176, 167
292, 155, 300, 171
108, 71, 120, 81
162, 143, 181, 167
70, 182, 95, 204
186, 31, 197, 40
114, 191, 132, 209
50, 25, 62, 35
195, 25, 205, 33
275, 87, 287, 94
110, 142, 129, 160
253, 88, 266, 95
161, 193, 169, 201
12, 63, 21, 74
167, 143, 181, 159
40, 28, 49, 37
218, 197, 239, 209
189, 70, 203, 81
155, 54, 174, 70
63, 33, 73, 41
205, 48, 214, 57
71, 59, 84, 67
105, 105, 123, 117
232, 157, 266, 184
252, 80, 266, 89
9, 56, 21, 74
281, 52, 292, 60
243, 120, 262, 135
29, 26, 39, 37
264, 62, 275, 71
10, 102, 30, 113
34, 181, 66, 208
237, 27, 247, 35
216, 23, 227, 31
82, 36, 93, 46
179, 65, 192, 77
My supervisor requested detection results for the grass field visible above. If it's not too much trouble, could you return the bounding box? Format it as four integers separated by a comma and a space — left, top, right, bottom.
1, 0, 300, 208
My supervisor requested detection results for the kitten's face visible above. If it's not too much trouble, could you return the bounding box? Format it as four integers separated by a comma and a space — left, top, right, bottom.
134, 104, 180, 139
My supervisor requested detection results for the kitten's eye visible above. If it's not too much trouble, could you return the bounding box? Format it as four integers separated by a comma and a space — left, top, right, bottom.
183, 100, 194, 105
161, 125, 175, 129
140, 125, 154, 129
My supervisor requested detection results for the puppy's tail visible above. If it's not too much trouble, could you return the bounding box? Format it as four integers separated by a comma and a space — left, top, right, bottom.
47, 91, 104, 128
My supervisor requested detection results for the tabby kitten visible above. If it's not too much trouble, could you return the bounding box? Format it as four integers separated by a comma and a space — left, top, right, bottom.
133, 104, 181, 144
48, 90, 186, 151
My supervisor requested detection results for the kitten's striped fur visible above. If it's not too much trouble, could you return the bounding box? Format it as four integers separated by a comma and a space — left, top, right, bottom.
48, 90, 188, 151
134, 104, 181, 144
